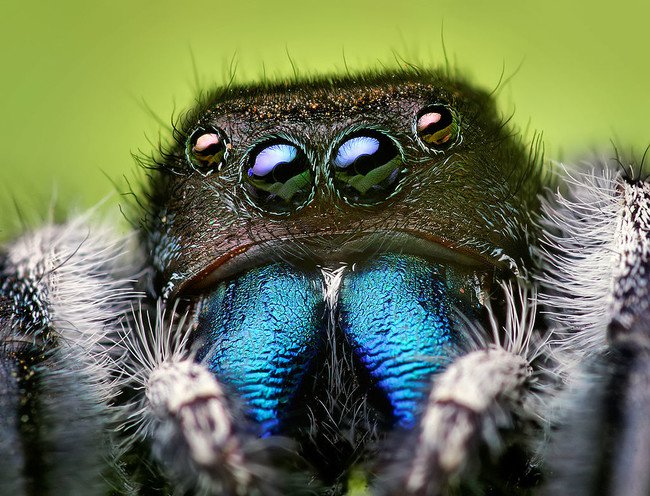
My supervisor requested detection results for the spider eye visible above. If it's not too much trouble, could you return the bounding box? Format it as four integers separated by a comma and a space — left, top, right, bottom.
244, 139, 313, 214
187, 126, 229, 171
332, 130, 405, 205
416, 105, 459, 150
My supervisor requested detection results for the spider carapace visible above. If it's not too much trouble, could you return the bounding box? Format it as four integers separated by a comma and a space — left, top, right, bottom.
1, 70, 648, 496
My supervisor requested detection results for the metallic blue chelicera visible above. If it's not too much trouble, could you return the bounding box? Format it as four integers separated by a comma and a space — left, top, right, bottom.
338, 253, 459, 428
197, 262, 323, 436
198, 253, 465, 435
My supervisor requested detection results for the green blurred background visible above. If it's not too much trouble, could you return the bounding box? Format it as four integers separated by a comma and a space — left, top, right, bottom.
0, 0, 648, 238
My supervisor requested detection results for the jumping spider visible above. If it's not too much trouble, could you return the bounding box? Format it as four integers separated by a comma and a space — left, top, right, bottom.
1, 69, 647, 496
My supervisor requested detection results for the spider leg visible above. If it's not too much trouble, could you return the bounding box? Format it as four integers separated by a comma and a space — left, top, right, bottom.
0, 308, 27, 495
119, 301, 301, 496
376, 283, 545, 495
146, 359, 253, 494
0, 216, 142, 496
539, 160, 650, 496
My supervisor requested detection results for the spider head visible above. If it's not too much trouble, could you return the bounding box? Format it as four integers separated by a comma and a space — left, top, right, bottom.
142, 70, 543, 486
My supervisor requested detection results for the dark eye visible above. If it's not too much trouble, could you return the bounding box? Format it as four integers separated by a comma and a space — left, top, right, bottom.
415, 105, 459, 150
244, 139, 313, 214
187, 126, 229, 171
331, 130, 405, 205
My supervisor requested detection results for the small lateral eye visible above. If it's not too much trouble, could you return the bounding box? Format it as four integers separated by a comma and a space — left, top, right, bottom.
244, 139, 313, 214
187, 126, 230, 171
415, 105, 459, 150
332, 130, 405, 205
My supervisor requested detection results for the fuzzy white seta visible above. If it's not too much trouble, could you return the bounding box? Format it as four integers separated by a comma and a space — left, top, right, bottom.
2, 212, 142, 399
1, 213, 143, 494
118, 300, 253, 495
535, 161, 650, 496
537, 164, 623, 356
393, 280, 544, 495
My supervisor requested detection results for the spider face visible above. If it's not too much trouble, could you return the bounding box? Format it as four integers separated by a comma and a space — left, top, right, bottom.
2, 69, 647, 496
140, 72, 542, 488
147, 73, 539, 298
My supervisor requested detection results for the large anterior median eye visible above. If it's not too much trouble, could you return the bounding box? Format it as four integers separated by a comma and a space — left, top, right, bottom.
244, 139, 313, 214
415, 104, 460, 150
332, 130, 405, 205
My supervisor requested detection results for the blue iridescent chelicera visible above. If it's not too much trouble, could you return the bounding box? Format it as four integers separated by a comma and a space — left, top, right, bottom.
244, 138, 313, 214
331, 129, 405, 205
338, 253, 463, 428
195, 254, 479, 435
195, 262, 324, 437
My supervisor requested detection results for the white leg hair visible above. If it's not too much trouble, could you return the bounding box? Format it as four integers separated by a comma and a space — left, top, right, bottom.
147, 360, 251, 494
405, 348, 531, 493
1, 213, 143, 495
2, 213, 142, 390
538, 159, 650, 496
118, 301, 277, 496
378, 281, 546, 495
539, 161, 650, 340
537, 164, 623, 357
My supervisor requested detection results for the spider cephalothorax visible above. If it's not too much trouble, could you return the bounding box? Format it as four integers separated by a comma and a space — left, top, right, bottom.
1, 69, 648, 496
140, 71, 542, 487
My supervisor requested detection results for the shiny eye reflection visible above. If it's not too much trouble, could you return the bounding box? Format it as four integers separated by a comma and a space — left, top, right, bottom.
250, 144, 297, 177
332, 130, 405, 205
187, 126, 229, 170
416, 105, 459, 149
245, 139, 313, 214
335, 136, 380, 168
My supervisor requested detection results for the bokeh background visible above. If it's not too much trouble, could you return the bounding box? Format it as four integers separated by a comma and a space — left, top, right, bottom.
1, 0, 648, 237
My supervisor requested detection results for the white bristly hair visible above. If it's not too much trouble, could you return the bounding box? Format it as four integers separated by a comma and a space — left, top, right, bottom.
3, 213, 142, 390
536, 162, 650, 428
380, 280, 549, 495
1, 212, 143, 494
117, 301, 258, 496
536, 164, 622, 358
536, 161, 650, 496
